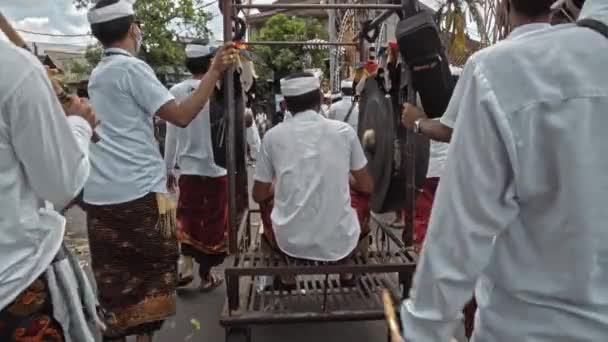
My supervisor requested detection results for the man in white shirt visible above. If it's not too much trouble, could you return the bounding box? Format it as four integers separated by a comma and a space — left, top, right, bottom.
399, 4, 552, 338
0, 40, 98, 341
329, 80, 359, 130
400, 0, 608, 341
83, 0, 235, 340
164, 40, 229, 292
245, 107, 262, 161
252, 72, 373, 269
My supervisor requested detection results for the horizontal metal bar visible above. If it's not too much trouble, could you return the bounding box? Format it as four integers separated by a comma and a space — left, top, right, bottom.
236, 3, 401, 10
246, 41, 357, 47
225, 263, 416, 277
355, 8, 397, 41
221, 309, 386, 326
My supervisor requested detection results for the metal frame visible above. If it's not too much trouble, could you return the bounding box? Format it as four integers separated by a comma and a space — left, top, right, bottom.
222, 1, 399, 255
235, 3, 401, 10
221, 210, 417, 339
245, 41, 357, 47
220, 1, 421, 340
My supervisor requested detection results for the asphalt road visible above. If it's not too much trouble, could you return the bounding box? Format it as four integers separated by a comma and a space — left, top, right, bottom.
64, 166, 404, 342
65, 204, 391, 342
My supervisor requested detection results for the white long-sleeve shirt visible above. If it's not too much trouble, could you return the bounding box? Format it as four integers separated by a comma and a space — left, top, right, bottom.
164, 79, 226, 177
401, 2, 608, 341
0, 41, 92, 310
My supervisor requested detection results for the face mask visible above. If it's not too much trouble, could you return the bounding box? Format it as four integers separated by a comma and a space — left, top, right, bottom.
134, 26, 143, 53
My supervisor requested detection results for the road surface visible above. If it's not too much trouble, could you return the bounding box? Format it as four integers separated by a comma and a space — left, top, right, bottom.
65, 202, 393, 342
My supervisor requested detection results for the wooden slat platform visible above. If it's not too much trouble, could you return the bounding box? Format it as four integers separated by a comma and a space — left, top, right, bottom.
221, 214, 417, 329
221, 272, 401, 325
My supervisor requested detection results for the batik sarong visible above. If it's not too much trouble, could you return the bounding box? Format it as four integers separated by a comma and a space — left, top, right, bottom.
0, 277, 64, 342
86, 193, 178, 339
176, 175, 228, 267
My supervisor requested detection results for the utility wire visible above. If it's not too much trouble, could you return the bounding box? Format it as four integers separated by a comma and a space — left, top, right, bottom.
17, 29, 91, 37
17, 0, 219, 38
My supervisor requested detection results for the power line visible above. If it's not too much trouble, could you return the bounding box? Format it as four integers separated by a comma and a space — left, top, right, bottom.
17, 29, 91, 37
16, 0, 219, 38
198, 0, 218, 9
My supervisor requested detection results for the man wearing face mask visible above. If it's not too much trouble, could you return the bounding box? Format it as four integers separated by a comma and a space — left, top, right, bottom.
84, 0, 236, 341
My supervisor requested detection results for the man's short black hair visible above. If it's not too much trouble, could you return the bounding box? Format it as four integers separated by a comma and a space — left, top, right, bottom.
91, 0, 135, 46
282, 72, 321, 114
510, 0, 555, 18
341, 87, 354, 97
184, 38, 213, 75
185, 56, 212, 75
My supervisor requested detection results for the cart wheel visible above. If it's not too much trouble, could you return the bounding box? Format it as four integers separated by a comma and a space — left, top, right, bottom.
225, 327, 251, 342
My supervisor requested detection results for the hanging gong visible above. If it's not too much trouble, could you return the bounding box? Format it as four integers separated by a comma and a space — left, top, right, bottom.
358, 74, 430, 214
358, 75, 395, 213
209, 69, 249, 215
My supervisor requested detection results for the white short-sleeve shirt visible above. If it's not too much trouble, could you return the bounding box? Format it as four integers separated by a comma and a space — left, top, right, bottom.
164, 79, 226, 177
330, 96, 359, 130
84, 48, 174, 205
255, 110, 368, 261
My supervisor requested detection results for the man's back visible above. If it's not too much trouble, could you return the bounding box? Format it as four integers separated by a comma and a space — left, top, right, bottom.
85, 49, 173, 205
330, 97, 359, 129
165, 79, 225, 177
452, 14, 608, 341
256, 110, 365, 261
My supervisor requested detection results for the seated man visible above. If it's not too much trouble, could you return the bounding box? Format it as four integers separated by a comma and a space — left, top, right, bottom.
252, 72, 373, 267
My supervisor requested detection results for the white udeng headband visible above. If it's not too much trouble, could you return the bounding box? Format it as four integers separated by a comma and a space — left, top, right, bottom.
186, 44, 214, 58
88, 0, 136, 24
280, 76, 320, 97
341, 80, 353, 89
450, 65, 463, 76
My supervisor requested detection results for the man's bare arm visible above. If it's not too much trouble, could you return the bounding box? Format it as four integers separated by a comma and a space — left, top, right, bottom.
418, 118, 453, 143
401, 103, 453, 143
350, 167, 373, 194
252, 181, 274, 203
157, 44, 237, 128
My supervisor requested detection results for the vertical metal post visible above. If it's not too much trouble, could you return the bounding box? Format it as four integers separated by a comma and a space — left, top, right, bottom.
403, 0, 419, 247
223, 0, 238, 255
328, 0, 338, 93
359, 37, 366, 63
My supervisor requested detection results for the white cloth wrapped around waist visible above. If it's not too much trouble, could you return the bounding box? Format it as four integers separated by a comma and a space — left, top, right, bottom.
46, 245, 104, 342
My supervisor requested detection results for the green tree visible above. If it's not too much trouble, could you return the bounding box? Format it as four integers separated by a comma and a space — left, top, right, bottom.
254, 14, 329, 82
73, 0, 213, 71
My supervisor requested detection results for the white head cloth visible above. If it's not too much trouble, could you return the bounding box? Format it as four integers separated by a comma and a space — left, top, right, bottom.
88, 0, 136, 24
280, 75, 320, 97
185, 43, 215, 58
341, 79, 353, 89
449, 65, 463, 76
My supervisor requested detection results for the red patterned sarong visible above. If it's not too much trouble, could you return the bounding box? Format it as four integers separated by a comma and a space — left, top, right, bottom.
177, 175, 228, 255
408, 177, 440, 248
260, 188, 371, 249
403, 177, 477, 339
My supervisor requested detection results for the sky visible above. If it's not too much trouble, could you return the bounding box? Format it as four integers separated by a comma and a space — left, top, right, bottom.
0, 0, 272, 47
1, 0, 443, 48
